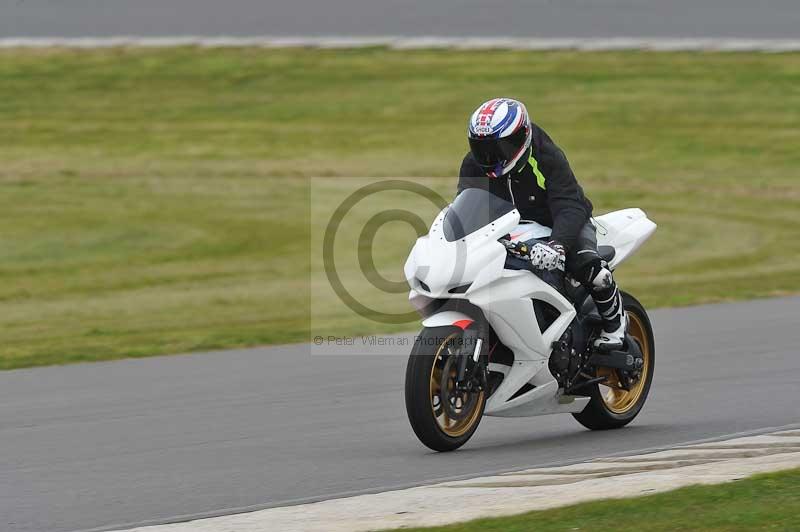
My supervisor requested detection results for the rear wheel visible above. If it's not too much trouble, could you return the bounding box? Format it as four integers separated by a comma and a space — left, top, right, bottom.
405, 327, 486, 452
573, 292, 655, 430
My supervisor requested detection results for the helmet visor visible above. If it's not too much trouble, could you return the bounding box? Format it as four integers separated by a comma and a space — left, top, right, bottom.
468, 127, 528, 171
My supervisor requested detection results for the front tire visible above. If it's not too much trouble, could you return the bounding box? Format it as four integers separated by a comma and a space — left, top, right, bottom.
405, 326, 486, 452
573, 291, 655, 430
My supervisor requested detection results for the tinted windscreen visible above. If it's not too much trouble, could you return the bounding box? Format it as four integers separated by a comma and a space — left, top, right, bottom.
443, 188, 516, 241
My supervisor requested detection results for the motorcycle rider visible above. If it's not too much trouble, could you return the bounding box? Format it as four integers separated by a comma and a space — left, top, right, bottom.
458, 97, 626, 350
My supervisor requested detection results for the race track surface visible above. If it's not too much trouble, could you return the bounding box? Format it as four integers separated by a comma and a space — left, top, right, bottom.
2, 0, 800, 38
2, 296, 799, 532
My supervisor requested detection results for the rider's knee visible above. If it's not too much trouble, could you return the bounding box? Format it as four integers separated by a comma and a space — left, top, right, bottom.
591, 267, 614, 290
572, 257, 615, 291
573, 257, 603, 286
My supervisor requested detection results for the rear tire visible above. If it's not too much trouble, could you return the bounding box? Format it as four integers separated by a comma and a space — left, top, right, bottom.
573, 292, 655, 430
405, 326, 486, 452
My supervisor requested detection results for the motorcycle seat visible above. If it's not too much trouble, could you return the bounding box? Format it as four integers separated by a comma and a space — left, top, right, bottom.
598, 245, 616, 262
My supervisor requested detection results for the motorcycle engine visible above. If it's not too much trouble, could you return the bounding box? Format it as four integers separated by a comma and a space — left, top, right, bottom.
548, 328, 581, 388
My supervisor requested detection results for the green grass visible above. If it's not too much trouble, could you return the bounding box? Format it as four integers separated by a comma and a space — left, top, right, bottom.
379, 468, 800, 532
1, 47, 799, 369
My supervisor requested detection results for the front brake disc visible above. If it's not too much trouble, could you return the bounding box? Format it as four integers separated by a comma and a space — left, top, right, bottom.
440, 355, 478, 421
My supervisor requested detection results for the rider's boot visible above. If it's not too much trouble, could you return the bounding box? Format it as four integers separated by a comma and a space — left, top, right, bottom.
591, 268, 627, 351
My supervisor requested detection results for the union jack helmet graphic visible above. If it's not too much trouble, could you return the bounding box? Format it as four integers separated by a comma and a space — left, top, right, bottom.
468, 98, 532, 178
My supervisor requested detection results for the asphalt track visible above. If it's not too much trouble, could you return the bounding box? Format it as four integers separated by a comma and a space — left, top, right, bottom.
2, 0, 800, 39
2, 296, 800, 532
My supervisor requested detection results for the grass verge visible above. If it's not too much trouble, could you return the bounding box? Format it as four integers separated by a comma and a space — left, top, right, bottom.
379, 467, 800, 532
1, 48, 799, 368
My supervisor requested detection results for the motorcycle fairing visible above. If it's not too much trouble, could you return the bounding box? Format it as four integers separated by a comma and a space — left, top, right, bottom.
405, 190, 656, 418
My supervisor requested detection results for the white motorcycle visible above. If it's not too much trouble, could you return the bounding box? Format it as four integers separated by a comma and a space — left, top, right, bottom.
403, 188, 657, 451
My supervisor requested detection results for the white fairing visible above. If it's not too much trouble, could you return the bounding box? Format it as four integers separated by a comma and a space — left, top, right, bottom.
593, 209, 657, 269
405, 200, 656, 418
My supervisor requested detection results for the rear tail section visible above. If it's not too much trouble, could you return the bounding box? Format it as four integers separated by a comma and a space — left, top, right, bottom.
593, 209, 657, 269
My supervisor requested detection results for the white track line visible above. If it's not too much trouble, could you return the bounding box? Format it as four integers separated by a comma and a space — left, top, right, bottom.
3, 36, 800, 51
110, 427, 800, 532
73, 423, 800, 532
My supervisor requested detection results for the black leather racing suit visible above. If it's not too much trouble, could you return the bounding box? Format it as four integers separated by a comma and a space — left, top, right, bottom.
457, 121, 601, 283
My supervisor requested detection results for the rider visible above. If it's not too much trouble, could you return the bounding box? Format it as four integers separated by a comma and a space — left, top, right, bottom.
458, 97, 626, 350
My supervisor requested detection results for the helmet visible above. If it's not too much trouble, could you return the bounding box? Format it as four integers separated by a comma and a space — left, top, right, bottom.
467, 98, 532, 178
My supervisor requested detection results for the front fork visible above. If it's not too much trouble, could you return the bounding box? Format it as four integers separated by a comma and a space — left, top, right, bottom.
454, 324, 487, 392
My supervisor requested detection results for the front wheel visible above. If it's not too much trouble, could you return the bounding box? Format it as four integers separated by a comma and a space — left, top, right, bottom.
573, 291, 655, 430
405, 326, 486, 452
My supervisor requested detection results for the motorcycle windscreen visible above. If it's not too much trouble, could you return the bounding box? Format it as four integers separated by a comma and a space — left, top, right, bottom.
443, 188, 516, 242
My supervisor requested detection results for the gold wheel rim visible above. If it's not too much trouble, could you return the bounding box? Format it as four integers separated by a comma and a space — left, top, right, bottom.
429, 333, 485, 437
597, 311, 651, 414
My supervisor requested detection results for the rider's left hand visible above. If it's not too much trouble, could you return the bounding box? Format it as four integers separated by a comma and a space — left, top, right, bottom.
504, 240, 566, 271
533, 241, 566, 271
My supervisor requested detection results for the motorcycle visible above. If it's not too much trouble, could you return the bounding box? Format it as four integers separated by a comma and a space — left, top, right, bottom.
403, 188, 657, 451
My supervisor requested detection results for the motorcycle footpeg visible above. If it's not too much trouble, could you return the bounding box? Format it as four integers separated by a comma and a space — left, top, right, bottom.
588, 350, 642, 370
593, 342, 622, 353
